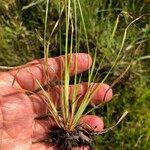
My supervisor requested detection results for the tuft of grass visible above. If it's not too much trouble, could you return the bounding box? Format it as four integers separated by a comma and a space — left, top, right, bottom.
0, 0, 150, 149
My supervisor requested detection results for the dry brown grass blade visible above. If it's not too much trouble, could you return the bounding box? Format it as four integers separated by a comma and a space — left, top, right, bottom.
0, 62, 39, 71
93, 111, 128, 135
36, 79, 62, 128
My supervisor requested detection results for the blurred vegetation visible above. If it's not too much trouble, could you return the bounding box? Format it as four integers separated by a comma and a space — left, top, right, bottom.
0, 0, 150, 149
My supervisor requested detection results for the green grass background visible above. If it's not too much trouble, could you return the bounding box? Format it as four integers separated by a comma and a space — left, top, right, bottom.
0, 0, 150, 149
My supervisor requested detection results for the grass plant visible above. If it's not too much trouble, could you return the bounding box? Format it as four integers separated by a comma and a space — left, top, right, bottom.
0, 0, 150, 149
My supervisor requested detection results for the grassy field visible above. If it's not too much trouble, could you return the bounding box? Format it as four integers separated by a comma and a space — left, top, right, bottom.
0, 0, 150, 149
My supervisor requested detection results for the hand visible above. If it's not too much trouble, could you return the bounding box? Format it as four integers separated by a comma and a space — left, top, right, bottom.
0, 53, 113, 150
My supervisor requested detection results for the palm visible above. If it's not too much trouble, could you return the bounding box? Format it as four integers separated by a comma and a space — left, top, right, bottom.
1, 86, 34, 149
0, 54, 113, 150
0, 86, 58, 150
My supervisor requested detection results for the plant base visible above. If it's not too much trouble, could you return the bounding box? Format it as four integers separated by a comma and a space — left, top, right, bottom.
48, 126, 95, 150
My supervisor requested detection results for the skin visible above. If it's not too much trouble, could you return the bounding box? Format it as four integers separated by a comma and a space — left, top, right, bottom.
0, 53, 113, 150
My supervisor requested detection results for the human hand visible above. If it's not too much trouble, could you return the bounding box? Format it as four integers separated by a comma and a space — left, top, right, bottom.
0, 53, 113, 150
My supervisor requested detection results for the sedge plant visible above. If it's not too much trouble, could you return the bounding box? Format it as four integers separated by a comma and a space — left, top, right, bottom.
32, 0, 129, 149
1, 0, 148, 150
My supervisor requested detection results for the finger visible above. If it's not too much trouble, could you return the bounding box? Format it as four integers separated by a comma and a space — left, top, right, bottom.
30, 83, 112, 117
30, 83, 113, 116
0, 72, 21, 88
68, 83, 113, 105
9, 53, 92, 91
79, 115, 104, 132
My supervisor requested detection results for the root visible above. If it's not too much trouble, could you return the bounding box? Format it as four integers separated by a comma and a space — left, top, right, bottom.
48, 127, 95, 150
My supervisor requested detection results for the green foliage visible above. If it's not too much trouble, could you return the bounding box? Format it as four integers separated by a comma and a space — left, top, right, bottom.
95, 78, 150, 150
0, 0, 150, 149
